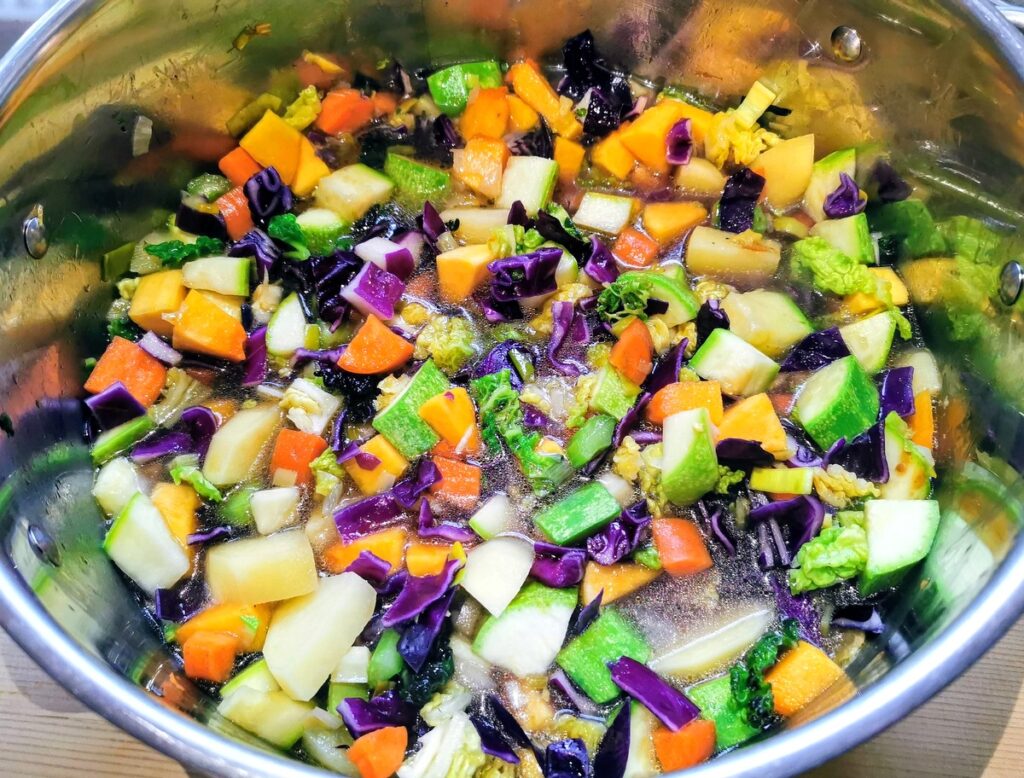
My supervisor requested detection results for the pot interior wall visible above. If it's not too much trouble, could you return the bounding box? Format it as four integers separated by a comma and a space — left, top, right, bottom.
1, 0, 1023, 773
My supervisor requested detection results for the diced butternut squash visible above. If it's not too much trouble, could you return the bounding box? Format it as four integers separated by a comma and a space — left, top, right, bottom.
292, 136, 330, 197
406, 541, 453, 576
754, 134, 815, 211
151, 482, 201, 570
554, 137, 586, 186
506, 61, 582, 139
419, 388, 481, 455
175, 602, 272, 652
765, 640, 845, 717
84, 336, 167, 407
592, 130, 636, 180
323, 527, 409, 574
620, 100, 707, 174
453, 137, 510, 200
437, 244, 496, 302
647, 381, 724, 426
461, 87, 510, 140
845, 267, 910, 314
343, 434, 409, 495
507, 94, 540, 132
430, 456, 481, 511
239, 110, 303, 185
173, 289, 247, 362
715, 393, 787, 457
582, 562, 661, 604
909, 391, 934, 448
642, 202, 709, 244
129, 269, 188, 338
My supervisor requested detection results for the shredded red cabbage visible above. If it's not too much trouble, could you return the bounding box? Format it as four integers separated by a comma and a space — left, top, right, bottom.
715, 438, 774, 469
718, 167, 765, 234
230, 228, 280, 280
241, 326, 268, 388
187, 526, 232, 546
154, 576, 207, 623
568, 589, 603, 641
695, 298, 729, 347
545, 738, 591, 778
84, 381, 146, 430
823, 172, 866, 218
338, 691, 416, 738
334, 494, 405, 540
470, 712, 521, 764
488, 247, 563, 301
474, 341, 536, 389
131, 430, 192, 463
344, 550, 391, 585
417, 499, 477, 542
780, 327, 850, 373
535, 210, 589, 259
341, 261, 405, 320
593, 701, 631, 778
878, 366, 915, 418
645, 339, 688, 394
608, 657, 700, 730
531, 541, 586, 588
828, 421, 888, 482
176, 196, 227, 240
768, 572, 823, 646
749, 495, 825, 558
666, 119, 693, 166
586, 502, 650, 565
393, 459, 442, 509
244, 166, 294, 224
583, 236, 620, 284
381, 558, 460, 627
420, 202, 446, 242
397, 588, 454, 672
548, 301, 588, 376
868, 160, 912, 203
549, 668, 599, 716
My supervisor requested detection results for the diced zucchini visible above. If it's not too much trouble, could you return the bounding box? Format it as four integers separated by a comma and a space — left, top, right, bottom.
809, 213, 874, 265
689, 328, 780, 397
296, 207, 348, 256
720, 289, 814, 359
384, 153, 451, 208
302, 727, 357, 772
427, 60, 503, 115
661, 408, 719, 506
203, 404, 282, 486
793, 355, 879, 450
217, 686, 313, 748
652, 607, 772, 680
182, 257, 251, 297
314, 164, 395, 222
266, 292, 311, 358
103, 493, 189, 593
497, 156, 559, 215
685, 675, 760, 751
618, 270, 700, 327
859, 498, 940, 595
589, 366, 642, 420
566, 414, 616, 468
92, 457, 144, 516
205, 528, 318, 605
372, 360, 450, 459
221, 658, 280, 698
878, 412, 934, 500
473, 582, 577, 675
685, 226, 781, 279
250, 487, 300, 535
333, 645, 371, 684
461, 535, 535, 617
803, 148, 856, 222
368, 628, 404, 686
839, 312, 897, 375
749, 467, 815, 495
91, 415, 156, 466
572, 192, 639, 235
263, 572, 377, 700
556, 609, 649, 703
468, 494, 514, 540
533, 481, 622, 545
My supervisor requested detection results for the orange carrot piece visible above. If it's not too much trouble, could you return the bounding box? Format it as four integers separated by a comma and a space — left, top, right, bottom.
460, 87, 510, 140
406, 541, 452, 577
452, 137, 510, 200
653, 518, 713, 577
613, 227, 660, 268
84, 336, 168, 407
337, 314, 415, 374
270, 429, 328, 486
216, 186, 255, 241
323, 527, 408, 574
349, 726, 408, 778
610, 319, 654, 386
430, 456, 481, 511
182, 630, 240, 683
372, 92, 399, 117
646, 381, 724, 426
175, 603, 271, 652
653, 719, 717, 771
316, 89, 375, 135
218, 146, 262, 187
765, 640, 845, 716
909, 391, 934, 448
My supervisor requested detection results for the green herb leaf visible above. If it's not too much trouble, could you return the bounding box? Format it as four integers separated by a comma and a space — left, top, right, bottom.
597, 274, 652, 324
268, 213, 310, 260
145, 235, 225, 268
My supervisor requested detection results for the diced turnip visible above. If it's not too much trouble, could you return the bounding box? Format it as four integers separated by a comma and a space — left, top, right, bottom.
263, 572, 377, 701
93, 457, 144, 516
250, 487, 300, 535
217, 686, 313, 748
202, 404, 282, 486
355, 237, 416, 280
685, 226, 781, 280
468, 494, 513, 540
205, 528, 317, 605
650, 606, 773, 679
597, 472, 635, 508
440, 207, 509, 244
103, 492, 189, 593
460, 535, 535, 617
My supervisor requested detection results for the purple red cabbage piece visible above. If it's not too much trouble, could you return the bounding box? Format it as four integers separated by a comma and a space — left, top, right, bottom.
828, 421, 889, 482
780, 327, 850, 373
230, 228, 281, 280
488, 247, 563, 301
698, 499, 736, 556
179, 405, 218, 459
878, 366, 915, 417
176, 198, 227, 241
480, 292, 524, 323
645, 339, 688, 395
544, 738, 592, 778
187, 525, 232, 546
592, 700, 631, 778
695, 298, 729, 347
531, 541, 586, 588
586, 502, 650, 565
84, 381, 146, 430
568, 589, 603, 641
411, 114, 464, 167
280, 250, 362, 330
583, 236, 619, 284
338, 690, 416, 738
242, 326, 268, 388
341, 260, 406, 321
417, 499, 476, 542
832, 605, 885, 634
154, 575, 207, 623
548, 301, 588, 377
508, 121, 554, 158
130, 430, 193, 463
138, 332, 183, 366
558, 30, 632, 139
344, 550, 391, 585
823, 172, 866, 218
612, 392, 651, 448
243, 166, 294, 224
717, 167, 765, 234
393, 459, 442, 509
549, 669, 599, 716
334, 493, 406, 540
666, 119, 693, 165
535, 210, 589, 259
749, 495, 825, 558
507, 201, 531, 227
474, 341, 536, 390
382, 558, 460, 627
397, 588, 454, 672
868, 160, 912, 203
768, 572, 823, 646
470, 713, 521, 764
608, 657, 700, 730
715, 438, 774, 469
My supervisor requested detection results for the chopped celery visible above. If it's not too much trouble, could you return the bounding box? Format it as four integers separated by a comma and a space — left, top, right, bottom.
226, 93, 283, 137
367, 629, 404, 687
566, 414, 616, 468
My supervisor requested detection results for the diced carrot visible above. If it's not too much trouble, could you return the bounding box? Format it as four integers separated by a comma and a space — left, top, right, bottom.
216, 186, 255, 241
316, 89, 376, 135
218, 146, 262, 187
909, 391, 934, 449
84, 337, 167, 407
647, 381, 724, 426
506, 94, 539, 132
270, 428, 328, 487
765, 640, 846, 717
348, 725, 408, 778
554, 137, 586, 186
419, 388, 481, 455
652, 518, 713, 577
176, 602, 271, 652
653, 719, 717, 771
460, 87, 510, 140
372, 92, 399, 117
239, 111, 303, 184
613, 227, 660, 268
581, 562, 661, 604
337, 314, 415, 374
506, 60, 582, 139
453, 137, 510, 200
592, 128, 637, 180
182, 630, 240, 683
323, 527, 409, 574
173, 289, 247, 363
430, 456, 481, 511
610, 319, 654, 386
406, 541, 453, 577
151, 483, 200, 571
204, 397, 238, 421
715, 393, 787, 457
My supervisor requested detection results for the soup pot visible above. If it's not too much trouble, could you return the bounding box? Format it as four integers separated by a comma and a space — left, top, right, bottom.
2, 0, 1024, 775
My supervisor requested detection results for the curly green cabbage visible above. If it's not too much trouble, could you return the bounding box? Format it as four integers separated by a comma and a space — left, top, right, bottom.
788, 524, 868, 594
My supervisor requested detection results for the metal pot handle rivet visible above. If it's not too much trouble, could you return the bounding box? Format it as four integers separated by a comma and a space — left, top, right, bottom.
23, 203, 47, 259
1000, 260, 1023, 305
831, 25, 863, 63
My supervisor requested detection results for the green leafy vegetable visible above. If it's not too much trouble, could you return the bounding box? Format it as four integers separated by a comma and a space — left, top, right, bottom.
169, 454, 223, 502
597, 273, 652, 324
310, 448, 345, 497
398, 642, 455, 707
282, 85, 322, 130
186, 173, 232, 201
936, 215, 1003, 265
268, 213, 310, 260
728, 618, 801, 729
544, 202, 586, 241
715, 465, 746, 494
633, 544, 662, 570
413, 315, 480, 375
487, 224, 545, 258
787, 523, 868, 594
107, 317, 143, 342
789, 237, 876, 297
145, 235, 225, 268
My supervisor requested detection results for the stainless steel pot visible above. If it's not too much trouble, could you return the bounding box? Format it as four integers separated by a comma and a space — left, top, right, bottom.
2, 1, 1024, 775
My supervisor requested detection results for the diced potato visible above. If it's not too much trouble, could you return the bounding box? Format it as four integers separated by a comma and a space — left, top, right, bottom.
685, 226, 781, 279
206, 529, 317, 605
203, 404, 282, 486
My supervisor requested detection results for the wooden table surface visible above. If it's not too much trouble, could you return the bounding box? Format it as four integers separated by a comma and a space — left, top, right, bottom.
1, 621, 1023, 777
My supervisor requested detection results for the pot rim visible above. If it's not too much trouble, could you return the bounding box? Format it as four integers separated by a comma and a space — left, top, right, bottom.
1, 1, 1023, 776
